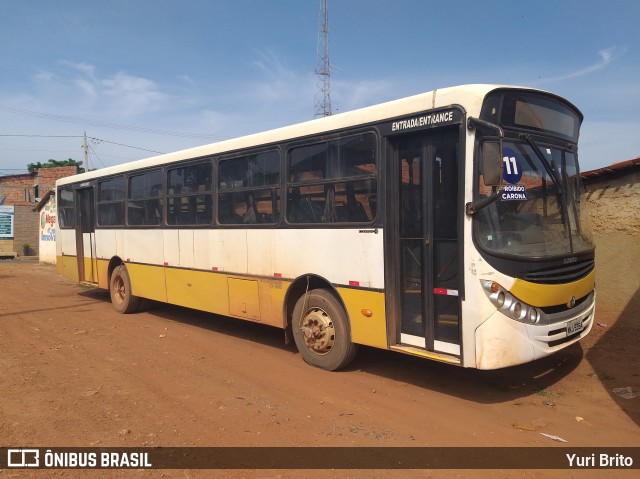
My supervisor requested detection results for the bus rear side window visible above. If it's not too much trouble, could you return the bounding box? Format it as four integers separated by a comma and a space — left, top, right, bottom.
97, 176, 126, 226
58, 188, 75, 229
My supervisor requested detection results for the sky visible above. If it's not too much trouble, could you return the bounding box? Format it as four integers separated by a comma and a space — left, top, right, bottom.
0, 0, 639, 176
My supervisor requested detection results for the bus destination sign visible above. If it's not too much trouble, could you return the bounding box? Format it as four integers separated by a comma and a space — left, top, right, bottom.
382, 109, 461, 135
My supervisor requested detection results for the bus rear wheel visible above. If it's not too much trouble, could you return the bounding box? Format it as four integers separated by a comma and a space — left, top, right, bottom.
109, 264, 141, 314
292, 289, 357, 371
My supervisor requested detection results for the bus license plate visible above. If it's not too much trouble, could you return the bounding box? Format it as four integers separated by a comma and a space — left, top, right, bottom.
566, 318, 583, 336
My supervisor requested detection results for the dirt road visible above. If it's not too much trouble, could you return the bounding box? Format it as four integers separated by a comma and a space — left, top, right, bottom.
0, 231, 638, 478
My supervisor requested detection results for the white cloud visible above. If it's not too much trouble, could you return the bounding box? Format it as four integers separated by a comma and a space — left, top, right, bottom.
178, 74, 195, 87
63, 61, 97, 79
75, 77, 97, 98
333, 79, 394, 112
251, 49, 295, 80
36, 62, 170, 117
198, 109, 234, 136
32, 70, 56, 83
245, 49, 312, 105
541, 46, 624, 84
102, 72, 168, 117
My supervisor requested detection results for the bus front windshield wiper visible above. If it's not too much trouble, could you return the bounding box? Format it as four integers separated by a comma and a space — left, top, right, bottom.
520, 134, 565, 196
520, 133, 573, 250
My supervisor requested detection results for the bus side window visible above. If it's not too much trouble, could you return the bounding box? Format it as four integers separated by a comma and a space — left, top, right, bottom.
128, 170, 163, 226
98, 176, 126, 226
58, 188, 76, 228
243, 194, 257, 224
287, 132, 377, 224
146, 183, 163, 225
369, 194, 377, 218
167, 162, 213, 226
217, 151, 280, 226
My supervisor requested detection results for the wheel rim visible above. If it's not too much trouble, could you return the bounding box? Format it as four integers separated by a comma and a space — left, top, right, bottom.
299, 306, 335, 355
113, 275, 126, 304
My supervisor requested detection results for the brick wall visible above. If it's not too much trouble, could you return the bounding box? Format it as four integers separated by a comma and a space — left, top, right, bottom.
13, 206, 39, 255
0, 174, 34, 206
0, 166, 77, 256
0, 166, 77, 206
36, 166, 77, 192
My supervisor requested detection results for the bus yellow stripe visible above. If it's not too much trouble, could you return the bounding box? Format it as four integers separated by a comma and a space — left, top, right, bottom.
127, 262, 168, 303
336, 287, 387, 349
57, 255, 79, 282
510, 269, 595, 307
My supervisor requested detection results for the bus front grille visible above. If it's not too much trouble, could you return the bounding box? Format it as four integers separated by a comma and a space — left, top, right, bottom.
525, 259, 594, 284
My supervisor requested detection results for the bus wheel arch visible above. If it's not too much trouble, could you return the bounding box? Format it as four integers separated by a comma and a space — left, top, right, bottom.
107, 256, 125, 284
286, 275, 358, 371
108, 259, 141, 314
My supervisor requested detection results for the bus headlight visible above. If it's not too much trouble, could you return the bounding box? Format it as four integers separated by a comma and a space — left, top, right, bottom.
513, 301, 523, 319
482, 281, 541, 325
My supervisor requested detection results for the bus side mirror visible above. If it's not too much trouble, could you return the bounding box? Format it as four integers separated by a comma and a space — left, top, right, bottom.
482, 141, 503, 186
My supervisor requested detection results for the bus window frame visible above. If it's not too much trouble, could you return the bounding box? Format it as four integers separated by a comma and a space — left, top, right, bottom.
126, 168, 165, 228
215, 148, 282, 227
480, 89, 583, 143
284, 129, 379, 227
58, 186, 77, 229
165, 159, 214, 227
96, 175, 126, 228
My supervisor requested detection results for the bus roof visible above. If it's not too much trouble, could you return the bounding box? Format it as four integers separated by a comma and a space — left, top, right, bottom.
57, 84, 538, 186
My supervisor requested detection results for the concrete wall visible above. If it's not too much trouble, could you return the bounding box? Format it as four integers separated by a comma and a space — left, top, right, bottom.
0, 239, 15, 257
584, 169, 640, 236
38, 194, 58, 263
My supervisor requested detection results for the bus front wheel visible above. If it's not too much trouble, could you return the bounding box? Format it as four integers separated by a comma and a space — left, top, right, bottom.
109, 265, 141, 314
292, 289, 357, 371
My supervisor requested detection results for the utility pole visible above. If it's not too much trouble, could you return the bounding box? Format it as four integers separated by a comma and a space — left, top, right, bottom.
82, 131, 90, 171
314, 0, 332, 118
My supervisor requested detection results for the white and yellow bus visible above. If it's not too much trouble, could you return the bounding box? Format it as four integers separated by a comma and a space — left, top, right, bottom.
56, 84, 596, 370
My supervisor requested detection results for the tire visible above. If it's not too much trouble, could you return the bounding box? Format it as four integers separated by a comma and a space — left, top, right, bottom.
291, 289, 358, 371
109, 264, 141, 314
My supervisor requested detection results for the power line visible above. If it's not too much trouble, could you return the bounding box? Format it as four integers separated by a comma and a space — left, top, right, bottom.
0, 105, 228, 141
0, 134, 82, 138
0, 133, 164, 155
0, 147, 75, 150
88, 137, 164, 155
87, 142, 107, 169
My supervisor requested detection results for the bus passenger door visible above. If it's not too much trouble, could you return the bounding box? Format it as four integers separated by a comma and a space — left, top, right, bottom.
391, 129, 461, 357
76, 188, 98, 283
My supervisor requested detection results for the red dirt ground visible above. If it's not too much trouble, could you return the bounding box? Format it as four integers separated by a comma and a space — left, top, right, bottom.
0, 227, 638, 478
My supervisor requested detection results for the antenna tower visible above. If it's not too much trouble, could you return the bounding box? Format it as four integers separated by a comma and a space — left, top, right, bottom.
314, 0, 332, 117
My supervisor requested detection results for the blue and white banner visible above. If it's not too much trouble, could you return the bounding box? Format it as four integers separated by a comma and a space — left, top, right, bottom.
0, 205, 14, 239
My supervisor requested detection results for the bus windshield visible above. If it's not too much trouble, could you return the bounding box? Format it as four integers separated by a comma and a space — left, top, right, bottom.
475, 140, 594, 258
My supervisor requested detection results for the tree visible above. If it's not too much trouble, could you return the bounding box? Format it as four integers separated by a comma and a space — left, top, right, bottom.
27, 158, 85, 174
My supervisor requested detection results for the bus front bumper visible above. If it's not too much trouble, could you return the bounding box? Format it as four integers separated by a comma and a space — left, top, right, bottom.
474, 292, 595, 370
